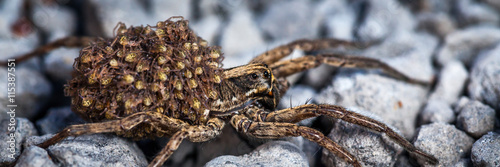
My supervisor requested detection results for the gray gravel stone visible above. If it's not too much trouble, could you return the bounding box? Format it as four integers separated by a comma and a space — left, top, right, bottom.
30, 0, 76, 41
0, 0, 23, 38
456, 100, 496, 138
44, 48, 80, 81
150, 0, 192, 23
413, 123, 474, 166
257, 0, 320, 41
0, 33, 41, 70
428, 60, 468, 105
484, 0, 500, 11
471, 132, 500, 167
455, 0, 499, 27
0, 68, 52, 120
362, 30, 437, 82
0, 118, 38, 166
316, 72, 427, 138
356, 0, 416, 42
322, 118, 403, 167
26, 134, 148, 167
204, 141, 308, 167
317, 0, 356, 41
35, 106, 84, 135
220, 6, 264, 59
418, 0, 454, 13
417, 12, 456, 38
420, 100, 455, 124
14, 146, 57, 167
436, 26, 500, 66
468, 43, 500, 110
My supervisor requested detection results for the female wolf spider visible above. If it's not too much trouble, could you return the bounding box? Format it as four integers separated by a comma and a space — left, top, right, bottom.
9, 17, 437, 167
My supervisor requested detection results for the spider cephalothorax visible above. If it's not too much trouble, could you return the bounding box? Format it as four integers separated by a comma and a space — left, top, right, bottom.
26, 17, 438, 167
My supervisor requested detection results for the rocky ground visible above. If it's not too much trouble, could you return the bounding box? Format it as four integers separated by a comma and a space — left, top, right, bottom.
1, 0, 500, 167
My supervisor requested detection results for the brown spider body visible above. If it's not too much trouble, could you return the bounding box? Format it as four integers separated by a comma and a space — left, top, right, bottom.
26, 17, 439, 167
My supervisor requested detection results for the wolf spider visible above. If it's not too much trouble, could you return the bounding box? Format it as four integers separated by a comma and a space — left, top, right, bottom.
9, 17, 438, 167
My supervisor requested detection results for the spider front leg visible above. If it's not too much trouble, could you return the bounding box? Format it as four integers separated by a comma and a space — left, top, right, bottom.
149, 118, 225, 167
270, 54, 429, 85
264, 104, 439, 165
230, 114, 362, 167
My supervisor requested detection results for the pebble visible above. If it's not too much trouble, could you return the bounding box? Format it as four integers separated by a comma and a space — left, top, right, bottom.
44, 48, 80, 82
35, 106, 84, 135
322, 118, 402, 167
420, 100, 455, 124
413, 123, 474, 166
25, 134, 148, 167
0, 68, 52, 120
428, 60, 468, 105
436, 26, 500, 66
468, 43, 500, 110
455, 0, 499, 27
0, 0, 23, 38
416, 12, 456, 38
0, 118, 38, 166
14, 146, 57, 167
316, 72, 427, 138
30, 0, 76, 41
456, 99, 496, 138
471, 132, 500, 167
317, 0, 356, 40
205, 141, 308, 167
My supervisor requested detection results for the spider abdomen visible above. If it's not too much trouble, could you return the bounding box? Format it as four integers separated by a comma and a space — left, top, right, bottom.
66, 17, 224, 132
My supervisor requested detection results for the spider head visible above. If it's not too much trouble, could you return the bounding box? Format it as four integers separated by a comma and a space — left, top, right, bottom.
223, 63, 280, 110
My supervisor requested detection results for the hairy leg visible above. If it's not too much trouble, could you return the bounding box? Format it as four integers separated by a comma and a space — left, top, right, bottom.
264, 104, 438, 164
38, 111, 188, 148
230, 114, 362, 167
270, 54, 429, 85
249, 39, 369, 65
149, 118, 225, 167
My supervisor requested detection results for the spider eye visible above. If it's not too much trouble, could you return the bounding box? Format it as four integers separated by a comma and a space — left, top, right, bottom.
251, 73, 258, 79
263, 71, 270, 78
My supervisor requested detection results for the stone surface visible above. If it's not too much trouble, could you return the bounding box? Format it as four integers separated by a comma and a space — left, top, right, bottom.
0, 33, 41, 70
428, 61, 468, 105
362, 30, 437, 82
471, 132, 500, 167
413, 123, 474, 166
30, 0, 76, 41
456, 99, 496, 138
455, 0, 499, 27
322, 118, 403, 167
278, 85, 317, 126
316, 72, 427, 138
257, 0, 320, 41
468, 44, 500, 110
356, 0, 416, 42
420, 100, 455, 124
14, 146, 57, 167
26, 134, 148, 167
0, 0, 23, 38
0, 118, 38, 166
417, 12, 456, 38
317, 0, 356, 41
0, 68, 52, 120
220, 6, 265, 59
436, 26, 500, 66
35, 106, 84, 135
205, 141, 308, 167
44, 48, 80, 81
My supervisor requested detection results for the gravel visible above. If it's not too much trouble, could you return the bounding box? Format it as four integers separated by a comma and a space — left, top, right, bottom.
413, 123, 475, 166
205, 141, 308, 167
468, 43, 500, 110
15, 146, 57, 167
456, 99, 496, 138
471, 132, 500, 167
0, 118, 38, 166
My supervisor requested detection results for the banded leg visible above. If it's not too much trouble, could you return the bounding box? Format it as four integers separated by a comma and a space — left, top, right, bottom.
230, 114, 362, 167
265, 104, 439, 165
270, 54, 429, 85
149, 118, 225, 167
38, 111, 188, 148
249, 39, 370, 65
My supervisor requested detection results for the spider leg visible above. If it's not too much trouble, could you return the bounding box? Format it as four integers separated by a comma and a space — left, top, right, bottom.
38, 111, 187, 148
0, 36, 97, 66
230, 114, 362, 167
249, 39, 369, 65
270, 54, 429, 85
149, 118, 225, 167
265, 104, 439, 165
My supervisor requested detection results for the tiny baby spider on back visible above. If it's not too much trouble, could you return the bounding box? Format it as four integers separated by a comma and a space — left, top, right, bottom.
9, 16, 438, 167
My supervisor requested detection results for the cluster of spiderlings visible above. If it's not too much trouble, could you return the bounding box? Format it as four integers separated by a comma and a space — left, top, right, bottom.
66, 17, 224, 125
